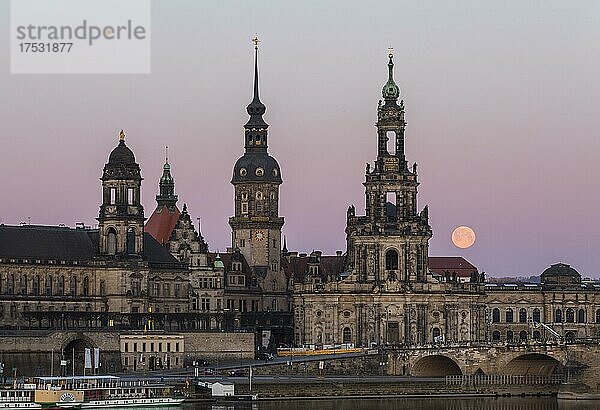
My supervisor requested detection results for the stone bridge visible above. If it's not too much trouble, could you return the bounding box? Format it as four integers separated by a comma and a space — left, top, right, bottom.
386, 342, 600, 385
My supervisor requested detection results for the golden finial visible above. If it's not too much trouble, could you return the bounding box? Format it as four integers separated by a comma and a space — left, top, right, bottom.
119, 129, 125, 141
252, 35, 260, 50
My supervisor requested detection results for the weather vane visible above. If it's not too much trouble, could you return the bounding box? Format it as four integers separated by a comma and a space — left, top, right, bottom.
165, 145, 169, 163
252, 35, 260, 49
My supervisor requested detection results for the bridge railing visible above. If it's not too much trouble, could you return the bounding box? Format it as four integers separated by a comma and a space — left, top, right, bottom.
445, 374, 565, 386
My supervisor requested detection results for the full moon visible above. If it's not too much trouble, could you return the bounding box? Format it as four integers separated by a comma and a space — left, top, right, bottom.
452, 226, 476, 249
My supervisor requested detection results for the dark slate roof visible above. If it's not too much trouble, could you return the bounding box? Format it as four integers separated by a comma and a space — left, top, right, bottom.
0, 225, 95, 260
232, 153, 282, 184
108, 139, 136, 165
0, 224, 184, 268
282, 254, 347, 282
141, 233, 185, 267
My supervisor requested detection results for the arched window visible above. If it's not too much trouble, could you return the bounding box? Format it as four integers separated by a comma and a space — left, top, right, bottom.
506, 308, 513, 323
532, 308, 541, 323
578, 309, 586, 323
432, 327, 441, 342
342, 327, 352, 344
107, 228, 117, 255
492, 331, 501, 341
32, 275, 40, 295
596, 309, 600, 324
519, 308, 527, 323
45, 274, 52, 295
507, 331, 514, 341
533, 330, 541, 341
8, 274, 14, 294
565, 331, 575, 343
566, 308, 575, 323
58, 276, 65, 295
70, 275, 77, 296
127, 228, 136, 254
82, 276, 89, 296
492, 308, 500, 323
385, 249, 398, 270
554, 309, 562, 323
20, 274, 27, 294
519, 331, 528, 341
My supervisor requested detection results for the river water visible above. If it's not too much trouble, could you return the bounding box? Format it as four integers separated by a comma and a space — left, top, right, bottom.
181, 397, 600, 410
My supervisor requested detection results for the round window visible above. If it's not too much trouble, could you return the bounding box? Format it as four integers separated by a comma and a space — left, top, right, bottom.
343, 311, 351, 318
316, 310, 322, 317
273, 168, 278, 177
256, 167, 264, 176
256, 191, 264, 200
240, 168, 247, 176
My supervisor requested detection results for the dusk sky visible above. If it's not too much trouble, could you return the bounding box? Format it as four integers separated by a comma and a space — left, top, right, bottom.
1, 1, 599, 278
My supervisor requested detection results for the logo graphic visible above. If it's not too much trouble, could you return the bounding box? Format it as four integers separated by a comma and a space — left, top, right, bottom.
10, 0, 151, 74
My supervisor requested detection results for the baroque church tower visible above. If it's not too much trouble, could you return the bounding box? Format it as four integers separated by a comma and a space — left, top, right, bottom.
229, 39, 286, 310
98, 131, 145, 256
346, 52, 432, 286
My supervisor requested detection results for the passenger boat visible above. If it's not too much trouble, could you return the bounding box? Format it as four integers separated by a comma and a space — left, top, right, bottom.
1, 375, 184, 408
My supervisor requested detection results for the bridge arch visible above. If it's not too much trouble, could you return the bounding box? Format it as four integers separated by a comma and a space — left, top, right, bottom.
412, 354, 462, 377
501, 353, 563, 376
62, 334, 97, 376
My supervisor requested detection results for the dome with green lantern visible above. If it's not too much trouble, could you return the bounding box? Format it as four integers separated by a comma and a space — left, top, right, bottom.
382, 53, 400, 101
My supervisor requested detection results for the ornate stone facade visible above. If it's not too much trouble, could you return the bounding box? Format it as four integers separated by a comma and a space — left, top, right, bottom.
291, 53, 600, 349
0, 135, 206, 331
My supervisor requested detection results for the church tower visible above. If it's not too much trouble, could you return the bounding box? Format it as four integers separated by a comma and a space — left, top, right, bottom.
98, 130, 145, 256
229, 38, 284, 304
346, 52, 432, 285
155, 148, 178, 211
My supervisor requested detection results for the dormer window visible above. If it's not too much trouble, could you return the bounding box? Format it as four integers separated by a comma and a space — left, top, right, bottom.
309, 265, 319, 275
232, 262, 242, 271
256, 167, 264, 177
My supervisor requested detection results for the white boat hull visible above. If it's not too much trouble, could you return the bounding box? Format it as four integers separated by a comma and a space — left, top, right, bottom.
75, 397, 185, 408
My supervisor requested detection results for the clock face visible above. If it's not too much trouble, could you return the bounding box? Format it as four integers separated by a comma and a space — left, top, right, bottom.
255, 231, 265, 240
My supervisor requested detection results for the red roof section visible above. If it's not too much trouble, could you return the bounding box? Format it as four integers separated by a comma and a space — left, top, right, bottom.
145, 206, 180, 245
428, 256, 477, 277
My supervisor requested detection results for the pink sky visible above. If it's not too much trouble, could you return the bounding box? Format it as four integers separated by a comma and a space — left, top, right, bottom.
1, 1, 599, 278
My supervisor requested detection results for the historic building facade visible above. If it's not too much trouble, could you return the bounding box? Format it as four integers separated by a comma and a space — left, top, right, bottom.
290, 53, 600, 348
0, 134, 234, 335
144, 41, 292, 347
1, 45, 600, 374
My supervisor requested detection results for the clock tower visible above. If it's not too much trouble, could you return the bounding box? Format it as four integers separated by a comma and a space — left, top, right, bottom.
229, 38, 285, 308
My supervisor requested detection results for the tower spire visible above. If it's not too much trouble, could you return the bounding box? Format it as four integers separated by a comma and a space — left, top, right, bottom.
382, 49, 400, 103
244, 35, 268, 152
252, 35, 260, 104
156, 147, 178, 209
